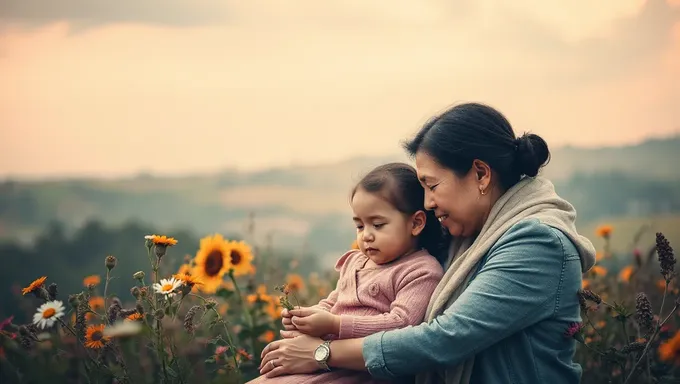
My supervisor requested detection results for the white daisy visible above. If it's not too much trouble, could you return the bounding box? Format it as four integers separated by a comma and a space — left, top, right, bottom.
153, 277, 183, 298
32, 300, 65, 329
144, 235, 156, 240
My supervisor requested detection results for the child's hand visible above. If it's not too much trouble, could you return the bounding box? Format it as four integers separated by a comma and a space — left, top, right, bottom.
281, 307, 300, 331
289, 307, 340, 337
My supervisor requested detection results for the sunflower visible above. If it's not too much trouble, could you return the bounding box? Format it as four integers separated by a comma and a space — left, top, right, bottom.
84, 324, 109, 349
33, 300, 65, 329
192, 234, 233, 294
22, 276, 47, 295
226, 240, 255, 277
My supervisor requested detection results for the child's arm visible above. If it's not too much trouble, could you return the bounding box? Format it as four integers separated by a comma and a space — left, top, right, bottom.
335, 263, 443, 339
311, 288, 339, 311
291, 260, 443, 339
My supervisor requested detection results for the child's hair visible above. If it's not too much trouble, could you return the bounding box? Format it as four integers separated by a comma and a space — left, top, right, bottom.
350, 162, 448, 261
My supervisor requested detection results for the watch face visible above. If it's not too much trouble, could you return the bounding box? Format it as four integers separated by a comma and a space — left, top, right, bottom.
314, 346, 329, 361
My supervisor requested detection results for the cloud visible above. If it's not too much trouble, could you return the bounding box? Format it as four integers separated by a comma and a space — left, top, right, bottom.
0, 0, 229, 28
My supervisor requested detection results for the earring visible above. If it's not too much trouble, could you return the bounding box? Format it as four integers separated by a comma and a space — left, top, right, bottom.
479, 187, 486, 196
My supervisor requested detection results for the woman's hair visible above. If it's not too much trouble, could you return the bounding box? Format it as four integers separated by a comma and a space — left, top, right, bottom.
404, 102, 551, 190
351, 162, 448, 260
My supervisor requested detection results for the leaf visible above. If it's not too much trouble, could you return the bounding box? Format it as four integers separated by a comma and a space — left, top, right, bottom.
204, 356, 216, 364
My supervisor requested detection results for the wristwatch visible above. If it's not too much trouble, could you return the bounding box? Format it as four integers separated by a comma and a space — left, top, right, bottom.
313, 340, 332, 371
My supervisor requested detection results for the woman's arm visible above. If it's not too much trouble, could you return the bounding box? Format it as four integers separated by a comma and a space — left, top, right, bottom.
260, 220, 571, 379
361, 220, 571, 379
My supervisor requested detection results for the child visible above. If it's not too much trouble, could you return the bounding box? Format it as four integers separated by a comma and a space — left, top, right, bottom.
248, 162, 445, 384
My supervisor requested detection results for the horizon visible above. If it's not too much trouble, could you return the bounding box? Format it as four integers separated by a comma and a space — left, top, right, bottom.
2, 0, 679, 180
2, 132, 678, 182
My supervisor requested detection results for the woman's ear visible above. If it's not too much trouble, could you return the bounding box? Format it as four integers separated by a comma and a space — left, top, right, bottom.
472, 159, 492, 190
411, 210, 427, 236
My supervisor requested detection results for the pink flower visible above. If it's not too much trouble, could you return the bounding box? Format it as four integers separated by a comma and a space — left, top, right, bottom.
564, 322, 584, 339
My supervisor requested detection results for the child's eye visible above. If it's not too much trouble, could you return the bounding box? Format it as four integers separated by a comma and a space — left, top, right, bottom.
373, 223, 385, 229
429, 184, 439, 191
356, 225, 364, 230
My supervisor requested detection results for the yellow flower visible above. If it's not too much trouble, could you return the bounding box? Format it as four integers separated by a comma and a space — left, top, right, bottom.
22, 276, 47, 295
192, 234, 233, 294
259, 330, 276, 343
351, 240, 359, 249
595, 225, 613, 238
172, 273, 203, 287
83, 275, 101, 287
84, 324, 109, 349
226, 240, 255, 277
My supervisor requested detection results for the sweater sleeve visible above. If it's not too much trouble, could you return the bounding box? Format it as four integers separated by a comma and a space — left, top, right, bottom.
313, 288, 339, 311
362, 220, 573, 379
337, 258, 443, 339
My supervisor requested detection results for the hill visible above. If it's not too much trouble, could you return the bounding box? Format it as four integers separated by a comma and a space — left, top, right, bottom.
1, 136, 679, 259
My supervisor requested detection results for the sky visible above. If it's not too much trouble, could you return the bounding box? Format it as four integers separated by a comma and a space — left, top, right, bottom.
1, 0, 679, 179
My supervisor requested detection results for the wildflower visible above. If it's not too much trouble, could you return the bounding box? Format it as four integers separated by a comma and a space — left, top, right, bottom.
84, 324, 109, 349
130, 286, 141, 299
153, 277, 183, 298
259, 330, 276, 343
106, 298, 122, 324
618, 266, 634, 283
33, 300, 65, 329
659, 330, 680, 364
184, 305, 202, 335
236, 348, 252, 362
103, 321, 142, 338
89, 296, 105, 311
125, 313, 143, 322
83, 275, 101, 287
149, 235, 177, 259
22, 276, 47, 297
47, 283, 58, 300
172, 273, 203, 288
656, 232, 676, 282
635, 292, 654, 331
351, 239, 359, 250
204, 299, 217, 310
105, 255, 117, 271
132, 271, 145, 281
590, 266, 607, 277
226, 240, 255, 277
595, 225, 613, 238
564, 322, 584, 341
286, 274, 305, 293
192, 234, 233, 294
578, 289, 602, 305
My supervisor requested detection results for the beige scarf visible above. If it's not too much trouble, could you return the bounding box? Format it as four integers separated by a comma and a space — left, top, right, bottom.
414, 176, 597, 384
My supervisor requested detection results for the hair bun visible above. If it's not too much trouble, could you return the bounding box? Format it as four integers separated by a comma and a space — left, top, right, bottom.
515, 133, 550, 177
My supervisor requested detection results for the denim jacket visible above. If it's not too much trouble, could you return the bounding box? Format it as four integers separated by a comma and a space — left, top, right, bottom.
362, 219, 584, 384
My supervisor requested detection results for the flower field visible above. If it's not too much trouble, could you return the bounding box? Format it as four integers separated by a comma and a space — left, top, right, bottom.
0, 225, 678, 383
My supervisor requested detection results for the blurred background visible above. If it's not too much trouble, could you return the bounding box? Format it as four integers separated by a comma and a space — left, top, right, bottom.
1, 0, 680, 321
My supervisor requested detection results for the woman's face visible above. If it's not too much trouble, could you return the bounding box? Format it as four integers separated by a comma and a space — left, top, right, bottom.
415, 151, 491, 237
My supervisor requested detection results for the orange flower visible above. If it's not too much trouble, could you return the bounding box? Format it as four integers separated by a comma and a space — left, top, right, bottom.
581, 279, 591, 290
659, 330, 680, 364
84, 324, 109, 349
151, 235, 178, 246
259, 330, 276, 343
172, 273, 203, 287
83, 275, 101, 287
351, 240, 359, 250
22, 276, 47, 295
590, 266, 608, 277
618, 266, 634, 283
595, 252, 604, 261
125, 313, 143, 322
595, 225, 613, 238
286, 274, 305, 293
89, 297, 105, 311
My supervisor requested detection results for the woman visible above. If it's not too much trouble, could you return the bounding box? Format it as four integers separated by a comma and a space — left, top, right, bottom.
259, 102, 597, 383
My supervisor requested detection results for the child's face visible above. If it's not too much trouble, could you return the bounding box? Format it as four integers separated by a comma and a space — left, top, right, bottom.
351, 188, 419, 265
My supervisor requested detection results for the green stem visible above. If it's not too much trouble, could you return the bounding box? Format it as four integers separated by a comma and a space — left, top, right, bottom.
229, 270, 257, 361
211, 307, 242, 376
103, 270, 111, 323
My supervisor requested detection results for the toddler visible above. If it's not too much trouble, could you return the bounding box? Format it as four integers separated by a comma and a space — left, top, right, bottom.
249, 162, 445, 383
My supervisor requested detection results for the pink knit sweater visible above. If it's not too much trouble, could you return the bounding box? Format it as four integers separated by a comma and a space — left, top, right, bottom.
248, 249, 444, 384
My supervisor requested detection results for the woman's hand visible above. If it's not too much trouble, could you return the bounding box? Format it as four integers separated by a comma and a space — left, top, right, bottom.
259, 333, 324, 377
289, 307, 340, 337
